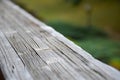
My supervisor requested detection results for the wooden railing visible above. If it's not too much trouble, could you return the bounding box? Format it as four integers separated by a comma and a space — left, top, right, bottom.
0, 0, 120, 80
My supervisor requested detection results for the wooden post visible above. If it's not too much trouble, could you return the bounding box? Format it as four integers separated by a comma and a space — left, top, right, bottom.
84, 3, 92, 27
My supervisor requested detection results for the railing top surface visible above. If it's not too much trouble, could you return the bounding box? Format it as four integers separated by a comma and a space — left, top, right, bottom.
0, 0, 120, 80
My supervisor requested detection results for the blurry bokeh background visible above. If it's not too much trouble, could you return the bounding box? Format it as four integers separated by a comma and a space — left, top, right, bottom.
12, 0, 120, 70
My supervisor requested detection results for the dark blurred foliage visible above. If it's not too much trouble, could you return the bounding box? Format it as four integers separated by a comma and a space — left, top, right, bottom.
65, 0, 82, 6
47, 21, 107, 40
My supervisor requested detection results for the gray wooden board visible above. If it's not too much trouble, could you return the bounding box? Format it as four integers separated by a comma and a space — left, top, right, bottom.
0, 0, 120, 80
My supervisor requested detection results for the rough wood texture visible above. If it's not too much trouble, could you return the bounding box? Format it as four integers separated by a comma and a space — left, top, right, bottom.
0, 0, 120, 80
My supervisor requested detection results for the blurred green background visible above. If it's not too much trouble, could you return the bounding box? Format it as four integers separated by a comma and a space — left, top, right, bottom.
13, 0, 120, 70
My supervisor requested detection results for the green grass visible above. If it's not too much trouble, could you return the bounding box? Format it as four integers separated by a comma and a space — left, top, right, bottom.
75, 38, 120, 60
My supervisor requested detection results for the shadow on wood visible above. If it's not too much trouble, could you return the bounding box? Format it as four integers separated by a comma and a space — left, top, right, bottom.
0, 69, 5, 80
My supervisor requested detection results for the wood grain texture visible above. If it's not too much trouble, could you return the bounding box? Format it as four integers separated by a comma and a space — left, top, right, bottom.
0, 0, 120, 80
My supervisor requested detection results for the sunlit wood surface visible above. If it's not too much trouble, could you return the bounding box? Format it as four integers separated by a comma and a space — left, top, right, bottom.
0, 0, 120, 80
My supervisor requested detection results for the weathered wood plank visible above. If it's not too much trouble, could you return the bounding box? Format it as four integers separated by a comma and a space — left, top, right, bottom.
0, 0, 120, 80
0, 31, 33, 80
